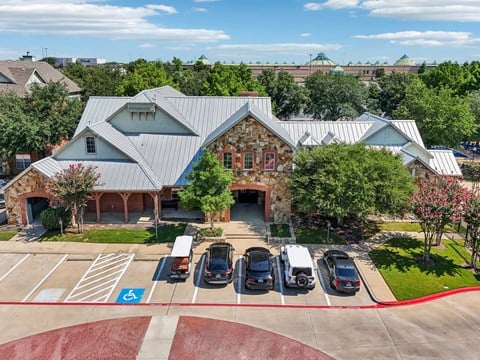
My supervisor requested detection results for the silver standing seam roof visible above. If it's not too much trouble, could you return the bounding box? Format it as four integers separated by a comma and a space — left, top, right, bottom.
21, 86, 461, 193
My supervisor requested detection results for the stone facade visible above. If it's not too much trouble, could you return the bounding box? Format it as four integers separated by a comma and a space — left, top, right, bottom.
4, 168, 51, 225
406, 160, 432, 179
207, 116, 294, 222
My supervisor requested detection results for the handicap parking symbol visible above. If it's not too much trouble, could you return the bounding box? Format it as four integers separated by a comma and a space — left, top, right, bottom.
116, 288, 145, 304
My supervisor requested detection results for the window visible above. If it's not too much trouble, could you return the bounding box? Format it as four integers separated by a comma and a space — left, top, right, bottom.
15, 154, 31, 170
222, 152, 233, 169
264, 152, 276, 171
243, 152, 254, 170
85, 136, 96, 154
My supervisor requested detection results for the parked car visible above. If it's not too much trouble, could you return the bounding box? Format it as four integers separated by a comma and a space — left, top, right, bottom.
280, 245, 315, 289
243, 247, 275, 290
323, 250, 360, 293
0, 179, 6, 188
0, 193, 5, 209
204, 242, 235, 284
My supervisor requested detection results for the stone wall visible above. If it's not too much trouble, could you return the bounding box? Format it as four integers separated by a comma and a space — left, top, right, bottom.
207, 116, 294, 222
406, 160, 433, 179
4, 168, 50, 225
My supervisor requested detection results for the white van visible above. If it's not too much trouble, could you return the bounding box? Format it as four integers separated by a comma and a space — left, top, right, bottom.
170, 235, 194, 279
280, 245, 316, 289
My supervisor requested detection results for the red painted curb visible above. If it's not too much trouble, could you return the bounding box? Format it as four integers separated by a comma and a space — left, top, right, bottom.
0, 286, 478, 309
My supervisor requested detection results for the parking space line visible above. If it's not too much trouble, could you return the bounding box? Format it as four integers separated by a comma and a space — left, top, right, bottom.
192, 255, 206, 304
103, 253, 135, 302
81, 264, 126, 283
22, 254, 69, 302
0, 254, 30, 282
275, 256, 285, 306
316, 266, 331, 306
146, 257, 167, 303
236, 256, 242, 304
69, 278, 118, 299
64, 253, 104, 301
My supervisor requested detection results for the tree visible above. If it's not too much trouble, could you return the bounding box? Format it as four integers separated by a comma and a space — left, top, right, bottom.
420, 61, 473, 96
374, 72, 414, 118
116, 61, 175, 96
288, 143, 414, 225
304, 72, 367, 120
46, 163, 100, 233
179, 150, 234, 229
394, 77, 477, 147
409, 176, 470, 264
464, 192, 480, 272
257, 70, 308, 119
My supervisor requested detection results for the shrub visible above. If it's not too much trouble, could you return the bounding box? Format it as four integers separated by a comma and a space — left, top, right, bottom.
198, 227, 223, 237
40, 206, 72, 231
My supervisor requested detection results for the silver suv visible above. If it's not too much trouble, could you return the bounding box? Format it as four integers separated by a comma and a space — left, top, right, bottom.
280, 245, 315, 289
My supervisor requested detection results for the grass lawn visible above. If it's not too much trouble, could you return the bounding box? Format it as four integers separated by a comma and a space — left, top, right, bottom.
270, 223, 291, 237
370, 237, 480, 300
39, 223, 187, 244
295, 226, 347, 245
379, 222, 454, 232
0, 230, 18, 241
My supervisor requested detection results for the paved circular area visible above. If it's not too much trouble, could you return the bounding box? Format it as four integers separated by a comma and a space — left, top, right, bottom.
0, 316, 151, 360
169, 316, 333, 360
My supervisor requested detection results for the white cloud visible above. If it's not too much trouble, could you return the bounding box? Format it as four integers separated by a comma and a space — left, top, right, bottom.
145, 4, 177, 14
0, 1, 228, 42
193, 7, 208, 12
306, 0, 480, 22
139, 43, 156, 48
355, 30, 480, 47
300, 32, 312, 37
304, 1, 359, 11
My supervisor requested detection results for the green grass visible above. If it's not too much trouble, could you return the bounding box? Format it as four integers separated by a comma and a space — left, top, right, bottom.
39, 223, 187, 244
370, 237, 480, 300
295, 226, 347, 245
379, 222, 454, 232
270, 223, 291, 237
0, 230, 18, 241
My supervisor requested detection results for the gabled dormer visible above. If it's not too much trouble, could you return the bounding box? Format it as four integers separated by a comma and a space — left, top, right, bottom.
106, 90, 199, 136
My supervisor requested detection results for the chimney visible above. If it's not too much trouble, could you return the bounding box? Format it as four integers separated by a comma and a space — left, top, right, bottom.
239, 91, 259, 97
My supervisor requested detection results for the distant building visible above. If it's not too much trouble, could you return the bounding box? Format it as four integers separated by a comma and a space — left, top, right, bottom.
185, 54, 434, 83
54, 57, 107, 68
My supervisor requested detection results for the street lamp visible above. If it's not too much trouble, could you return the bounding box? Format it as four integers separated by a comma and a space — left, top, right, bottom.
59, 218, 63, 235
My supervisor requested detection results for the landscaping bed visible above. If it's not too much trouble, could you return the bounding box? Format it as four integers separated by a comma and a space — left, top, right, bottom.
0, 230, 18, 241
369, 237, 480, 300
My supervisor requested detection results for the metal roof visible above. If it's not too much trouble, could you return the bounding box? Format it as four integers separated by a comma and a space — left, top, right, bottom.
75, 97, 129, 135
428, 150, 462, 176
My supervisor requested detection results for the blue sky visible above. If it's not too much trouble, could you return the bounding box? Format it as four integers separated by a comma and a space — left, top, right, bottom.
1, 0, 480, 65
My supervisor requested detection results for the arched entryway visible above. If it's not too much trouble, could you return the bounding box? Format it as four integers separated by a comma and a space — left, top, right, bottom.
228, 184, 271, 222
18, 191, 52, 225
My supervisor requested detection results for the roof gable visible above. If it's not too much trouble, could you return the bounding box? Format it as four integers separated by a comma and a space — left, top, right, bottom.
203, 101, 295, 148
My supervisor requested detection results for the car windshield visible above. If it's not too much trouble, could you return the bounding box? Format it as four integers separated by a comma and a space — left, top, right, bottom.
249, 256, 270, 272
209, 258, 228, 271
337, 267, 357, 278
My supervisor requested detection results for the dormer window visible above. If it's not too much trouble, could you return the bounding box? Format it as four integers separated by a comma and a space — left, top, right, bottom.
85, 136, 96, 154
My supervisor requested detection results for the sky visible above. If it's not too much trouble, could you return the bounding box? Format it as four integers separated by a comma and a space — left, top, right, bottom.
1, 0, 480, 66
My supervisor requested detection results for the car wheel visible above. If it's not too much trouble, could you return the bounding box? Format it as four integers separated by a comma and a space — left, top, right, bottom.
296, 273, 308, 288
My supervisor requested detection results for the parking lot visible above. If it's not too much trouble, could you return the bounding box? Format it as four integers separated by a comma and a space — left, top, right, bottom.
0, 251, 375, 307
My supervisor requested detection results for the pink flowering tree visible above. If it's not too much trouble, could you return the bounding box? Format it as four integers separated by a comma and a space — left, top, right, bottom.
410, 176, 470, 264
46, 163, 101, 233
464, 192, 480, 272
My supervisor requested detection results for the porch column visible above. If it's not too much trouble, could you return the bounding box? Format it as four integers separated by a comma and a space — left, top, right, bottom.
148, 192, 160, 221
119, 192, 132, 223
94, 192, 104, 223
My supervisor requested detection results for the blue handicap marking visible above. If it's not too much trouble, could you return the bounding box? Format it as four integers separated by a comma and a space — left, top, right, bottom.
116, 288, 145, 304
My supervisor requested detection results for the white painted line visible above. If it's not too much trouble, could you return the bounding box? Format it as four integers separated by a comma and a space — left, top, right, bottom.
90, 255, 131, 272
191, 254, 206, 304
146, 257, 167, 303
102, 253, 135, 302
65, 254, 104, 302
237, 256, 242, 305
22, 254, 69, 302
68, 277, 117, 299
317, 265, 331, 306
0, 254, 30, 282
75, 285, 115, 302
81, 263, 127, 283
275, 256, 285, 306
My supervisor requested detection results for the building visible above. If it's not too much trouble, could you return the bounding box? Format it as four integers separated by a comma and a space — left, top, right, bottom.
185, 54, 433, 83
2, 86, 460, 226
54, 57, 107, 68
0, 58, 81, 98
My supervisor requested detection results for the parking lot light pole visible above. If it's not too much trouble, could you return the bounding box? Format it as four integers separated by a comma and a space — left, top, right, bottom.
59, 218, 63, 235
154, 209, 158, 240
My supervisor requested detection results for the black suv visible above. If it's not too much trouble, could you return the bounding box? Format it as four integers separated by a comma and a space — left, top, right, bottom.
204, 242, 235, 284
243, 247, 275, 290
323, 250, 360, 293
